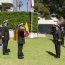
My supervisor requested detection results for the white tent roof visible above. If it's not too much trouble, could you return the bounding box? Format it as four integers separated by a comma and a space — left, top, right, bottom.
51, 17, 58, 22
38, 17, 58, 25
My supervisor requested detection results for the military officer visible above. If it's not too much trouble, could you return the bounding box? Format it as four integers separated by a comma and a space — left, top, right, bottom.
54, 25, 62, 58
2, 20, 10, 55
51, 25, 56, 41
18, 23, 25, 59
61, 27, 65, 46
0, 25, 2, 46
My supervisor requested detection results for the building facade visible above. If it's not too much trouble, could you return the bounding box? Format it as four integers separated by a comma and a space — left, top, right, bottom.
0, 0, 13, 11
38, 17, 58, 34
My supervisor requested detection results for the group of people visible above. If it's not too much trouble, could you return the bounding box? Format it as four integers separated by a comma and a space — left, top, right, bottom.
0, 20, 65, 59
51, 24, 65, 58
0, 20, 10, 55
0, 20, 25, 59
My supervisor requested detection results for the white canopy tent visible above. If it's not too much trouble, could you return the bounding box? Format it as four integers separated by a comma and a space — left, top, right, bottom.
38, 17, 58, 25
38, 17, 58, 34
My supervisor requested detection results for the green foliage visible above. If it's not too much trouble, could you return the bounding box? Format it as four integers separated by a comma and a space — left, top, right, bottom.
33, 13, 38, 32
34, 0, 65, 17
34, 2, 39, 12
56, 7, 63, 15
34, 0, 51, 18
39, 6, 51, 18
0, 12, 38, 32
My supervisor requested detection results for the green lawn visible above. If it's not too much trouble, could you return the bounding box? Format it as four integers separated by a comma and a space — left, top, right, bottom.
0, 35, 65, 65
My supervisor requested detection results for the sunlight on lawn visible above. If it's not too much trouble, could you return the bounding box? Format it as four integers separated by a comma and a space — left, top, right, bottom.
0, 35, 65, 65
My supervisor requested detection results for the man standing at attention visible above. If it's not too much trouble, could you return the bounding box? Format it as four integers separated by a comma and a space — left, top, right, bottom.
2, 20, 10, 55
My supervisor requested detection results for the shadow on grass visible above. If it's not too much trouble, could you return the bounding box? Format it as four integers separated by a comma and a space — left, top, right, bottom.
46, 51, 56, 57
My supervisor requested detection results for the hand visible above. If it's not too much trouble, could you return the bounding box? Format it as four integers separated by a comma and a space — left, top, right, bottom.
2, 36, 4, 38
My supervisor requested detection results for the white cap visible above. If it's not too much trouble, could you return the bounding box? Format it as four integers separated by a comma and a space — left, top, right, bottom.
18, 23, 24, 26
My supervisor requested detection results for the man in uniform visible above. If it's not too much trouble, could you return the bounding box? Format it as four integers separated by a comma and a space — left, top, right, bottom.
2, 20, 10, 55
51, 25, 56, 41
0, 25, 2, 46
61, 27, 65, 46
54, 25, 62, 58
18, 23, 25, 59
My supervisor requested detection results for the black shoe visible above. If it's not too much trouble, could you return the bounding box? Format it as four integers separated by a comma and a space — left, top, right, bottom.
7, 49, 10, 52
18, 56, 24, 59
6, 49, 10, 53
3, 53, 9, 55
56, 55, 60, 58
56, 57, 60, 58
22, 54, 24, 56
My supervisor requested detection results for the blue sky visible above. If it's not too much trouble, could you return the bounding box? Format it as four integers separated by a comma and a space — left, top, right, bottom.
13, 0, 30, 12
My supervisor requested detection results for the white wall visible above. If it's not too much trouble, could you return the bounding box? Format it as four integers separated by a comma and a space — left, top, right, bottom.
9, 29, 14, 38
0, 0, 13, 4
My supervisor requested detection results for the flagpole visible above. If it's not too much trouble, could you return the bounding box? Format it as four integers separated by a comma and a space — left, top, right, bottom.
30, 0, 34, 38
31, 11, 32, 32
30, 12, 34, 38
30, 0, 32, 32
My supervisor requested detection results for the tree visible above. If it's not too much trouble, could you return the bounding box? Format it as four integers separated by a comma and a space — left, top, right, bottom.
34, 0, 65, 18
34, 0, 51, 18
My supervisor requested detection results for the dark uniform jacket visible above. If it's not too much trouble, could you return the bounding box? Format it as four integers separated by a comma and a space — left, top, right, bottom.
18, 29, 25, 44
61, 29, 65, 39
2, 26, 9, 41
0, 27, 2, 39
54, 29, 62, 43
50, 26, 56, 34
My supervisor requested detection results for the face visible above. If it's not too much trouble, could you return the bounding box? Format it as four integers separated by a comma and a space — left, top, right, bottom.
4, 23, 8, 27
19, 26, 24, 31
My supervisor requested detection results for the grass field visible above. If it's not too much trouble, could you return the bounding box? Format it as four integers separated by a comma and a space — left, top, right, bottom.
0, 35, 65, 65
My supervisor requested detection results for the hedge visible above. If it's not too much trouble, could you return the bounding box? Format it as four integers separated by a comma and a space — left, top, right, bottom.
0, 12, 38, 32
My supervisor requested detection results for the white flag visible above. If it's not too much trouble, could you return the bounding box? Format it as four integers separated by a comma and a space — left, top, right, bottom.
32, 0, 34, 6
30, 0, 34, 12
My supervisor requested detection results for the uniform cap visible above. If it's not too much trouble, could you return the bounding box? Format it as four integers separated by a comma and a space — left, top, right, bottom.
18, 23, 24, 26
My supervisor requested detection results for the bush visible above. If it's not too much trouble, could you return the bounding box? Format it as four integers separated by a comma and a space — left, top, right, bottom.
0, 12, 38, 32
